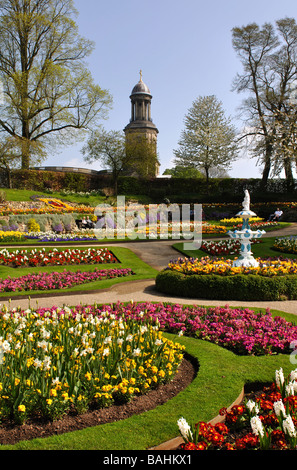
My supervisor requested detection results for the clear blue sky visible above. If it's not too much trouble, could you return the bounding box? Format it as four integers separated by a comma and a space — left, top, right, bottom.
44, 0, 297, 178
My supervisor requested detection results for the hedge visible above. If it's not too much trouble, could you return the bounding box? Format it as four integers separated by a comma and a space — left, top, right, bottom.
2, 169, 297, 203
155, 269, 297, 301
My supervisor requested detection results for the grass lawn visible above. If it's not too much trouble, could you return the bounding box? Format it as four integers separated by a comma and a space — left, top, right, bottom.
0, 246, 158, 299
172, 236, 297, 261
1, 306, 296, 450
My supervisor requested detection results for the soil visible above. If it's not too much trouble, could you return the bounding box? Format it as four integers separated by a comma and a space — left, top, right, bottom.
0, 355, 197, 446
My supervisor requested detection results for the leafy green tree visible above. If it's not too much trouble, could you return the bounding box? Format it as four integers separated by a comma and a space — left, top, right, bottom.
173, 95, 238, 184
82, 127, 127, 196
232, 17, 297, 190
163, 165, 203, 178
0, 0, 112, 169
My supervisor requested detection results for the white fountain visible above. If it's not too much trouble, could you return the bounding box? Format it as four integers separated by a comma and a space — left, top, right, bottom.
227, 190, 266, 268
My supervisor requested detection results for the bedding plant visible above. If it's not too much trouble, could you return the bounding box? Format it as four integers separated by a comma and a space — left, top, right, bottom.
0, 301, 296, 449
178, 367, 297, 450
0, 305, 184, 425
0, 247, 118, 267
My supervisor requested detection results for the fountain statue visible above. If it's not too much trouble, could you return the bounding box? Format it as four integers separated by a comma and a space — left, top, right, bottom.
228, 190, 265, 267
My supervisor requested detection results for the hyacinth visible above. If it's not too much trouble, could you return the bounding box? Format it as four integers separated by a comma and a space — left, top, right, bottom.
273, 400, 287, 418
250, 416, 265, 437
275, 368, 285, 388
246, 399, 259, 415
177, 417, 193, 442
282, 416, 297, 438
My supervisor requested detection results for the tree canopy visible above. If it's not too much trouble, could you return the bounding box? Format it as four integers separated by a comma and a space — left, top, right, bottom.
0, 0, 112, 168
232, 17, 297, 190
173, 95, 238, 183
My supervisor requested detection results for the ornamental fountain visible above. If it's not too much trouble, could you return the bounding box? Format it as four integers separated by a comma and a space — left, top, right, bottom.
227, 190, 265, 268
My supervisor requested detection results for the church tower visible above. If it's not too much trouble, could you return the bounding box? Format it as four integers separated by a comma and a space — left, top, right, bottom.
124, 71, 159, 176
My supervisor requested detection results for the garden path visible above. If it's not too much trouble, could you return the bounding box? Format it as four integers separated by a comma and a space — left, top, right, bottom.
2, 223, 297, 315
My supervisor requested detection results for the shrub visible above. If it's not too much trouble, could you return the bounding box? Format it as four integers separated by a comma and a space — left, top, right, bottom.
155, 270, 297, 301
26, 218, 40, 232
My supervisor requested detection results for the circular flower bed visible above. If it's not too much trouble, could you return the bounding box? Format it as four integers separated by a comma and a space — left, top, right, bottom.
155, 257, 297, 301
0, 306, 184, 425
30, 302, 297, 356
178, 367, 297, 450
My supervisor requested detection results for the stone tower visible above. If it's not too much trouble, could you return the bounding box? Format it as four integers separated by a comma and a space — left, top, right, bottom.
124, 71, 159, 176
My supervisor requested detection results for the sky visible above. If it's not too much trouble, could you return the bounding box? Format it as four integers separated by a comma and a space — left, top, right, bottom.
43, 0, 297, 178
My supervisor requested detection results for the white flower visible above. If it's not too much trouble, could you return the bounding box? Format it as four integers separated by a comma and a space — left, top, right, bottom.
103, 348, 110, 356
37, 340, 48, 351
33, 358, 43, 369
43, 356, 51, 371
246, 399, 259, 415
290, 369, 297, 382
177, 417, 193, 442
275, 368, 285, 388
286, 382, 295, 397
133, 348, 141, 357
155, 339, 163, 346
250, 416, 265, 437
1, 340, 10, 353
283, 415, 297, 438
273, 400, 287, 418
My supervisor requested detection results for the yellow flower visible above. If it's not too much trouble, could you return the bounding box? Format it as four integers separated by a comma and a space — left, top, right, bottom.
18, 404, 26, 413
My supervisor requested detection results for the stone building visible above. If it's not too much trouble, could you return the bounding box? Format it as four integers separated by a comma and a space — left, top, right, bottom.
124, 71, 159, 176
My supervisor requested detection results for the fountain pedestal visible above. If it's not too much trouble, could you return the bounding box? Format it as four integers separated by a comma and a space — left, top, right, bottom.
227, 191, 265, 268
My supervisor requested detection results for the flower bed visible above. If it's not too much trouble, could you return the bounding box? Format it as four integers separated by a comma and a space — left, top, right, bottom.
166, 256, 297, 277
220, 217, 264, 225
200, 239, 261, 256
155, 257, 297, 301
274, 236, 297, 254
0, 301, 296, 430
0, 268, 133, 293
25, 231, 97, 242
178, 367, 297, 450
0, 307, 184, 424
99, 301, 297, 356
27, 302, 297, 357
0, 247, 118, 267
0, 231, 26, 243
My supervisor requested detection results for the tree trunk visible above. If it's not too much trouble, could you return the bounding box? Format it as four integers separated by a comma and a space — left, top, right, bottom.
21, 132, 30, 169
284, 156, 295, 192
